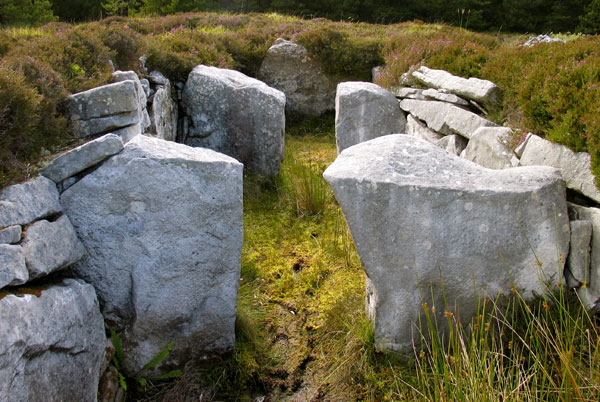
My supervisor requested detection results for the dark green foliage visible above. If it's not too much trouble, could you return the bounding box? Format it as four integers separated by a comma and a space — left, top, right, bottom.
580, 0, 600, 33
0, 0, 57, 26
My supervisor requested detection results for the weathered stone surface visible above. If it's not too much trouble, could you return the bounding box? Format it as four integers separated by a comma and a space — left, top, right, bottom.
399, 99, 497, 139
520, 134, 600, 203
183, 65, 285, 176
0, 279, 105, 402
149, 80, 178, 142
335, 82, 406, 153
324, 135, 570, 354
422, 88, 470, 106
463, 127, 514, 169
405, 114, 444, 143
0, 176, 61, 227
393, 87, 425, 100
0, 225, 21, 245
0, 245, 28, 289
569, 204, 600, 296
565, 220, 592, 288
39, 134, 124, 183
21, 215, 85, 280
111, 71, 151, 132
140, 78, 151, 99
524, 34, 566, 47
412, 66, 502, 108
435, 134, 467, 156
514, 132, 532, 158
257, 38, 336, 116
61, 135, 243, 375
69, 80, 140, 138
148, 71, 169, 86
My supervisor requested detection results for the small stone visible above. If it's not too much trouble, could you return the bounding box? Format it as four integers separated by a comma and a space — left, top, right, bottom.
406, 114, 444, 144
462, 127, 515, 169
422, 88, 470, 106
566, 220, 593, 287
0, 225, 22, 244
0, 244, 28, 289
0, 176, 62, 227
435, 135, 468, 156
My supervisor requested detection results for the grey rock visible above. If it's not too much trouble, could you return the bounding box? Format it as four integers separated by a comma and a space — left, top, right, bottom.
140, 78, 151, 99
435, 134, 467, 156
58, 177, 78, 194
393, 87, 425, 100
335, 82, 407, 153
258, 38, 336, 116
576, 286, 599, 310
0, 245, 28, 288
138, 55, 148, 74
21, 215, 86, 280
412, 66, 502, 108
183, 65, 286, 176
514, 132, 532, 158
372, 66, 384, 81
149, 80, 178, 142
405, 114, 444, 143
566, 220, 592, 288
0, 226, 21, 245
39, 134, 124, 183
324, 135, 570, 354
0, 176, 62, 227
148, 71, 169, 86
422, 88, 470, 106
61, 135, 243, 375
520, 134, 600, 203
524, 34, 566, 47
112, 124, 141, 143
399, 99, 497, 139
569, 204, 600, 297
69, 80, 140, 138
111, 71, 151, 133
0, 279, 105, 402
463, 127, 515, 169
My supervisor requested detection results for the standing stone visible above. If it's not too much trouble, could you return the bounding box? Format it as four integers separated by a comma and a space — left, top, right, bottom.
335, 82, 406, 153
39, 134, 124, 183
0, 279, 106, 402
0, 245, 28, 289
149, 80, 178, 142
462, 127, 515, 170
411, 66, 502, 108
399, 99, 497, 139
520, 134, 600, 203
21, 215, 85, 280
0, 176, 61, 228
183, 65, 286, 176
565, 220, 592, 288
61, 135, 243, 375
258, 38, 336, 117
405, 114, 444, 144
324, 135, 570, 354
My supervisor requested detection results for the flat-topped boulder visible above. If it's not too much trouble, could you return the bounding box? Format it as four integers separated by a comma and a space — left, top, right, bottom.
335, 82, 406, 153
258, 38, 336, 117
183, 65, 286, 176
61, 135, 243, 375
324, 135, 570, 354
412, 66, 502, 108
0, 279, 105, 402
400, 99, 496, 139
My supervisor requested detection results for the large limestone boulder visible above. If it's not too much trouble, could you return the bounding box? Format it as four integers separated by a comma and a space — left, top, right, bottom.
183, 65, 285, 176
0, 279, 105, 402
0, 176, 61, 228
258, 38, 336, 117
324, 135, 570, 354
335, 82, 406, 153
400, 99, 497, 139
61, 135, 243, 375
411, 66, 502, 108
520, 134, 600, 203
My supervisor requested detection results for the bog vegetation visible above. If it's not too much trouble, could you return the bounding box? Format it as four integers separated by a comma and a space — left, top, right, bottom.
1, 10, 600, 401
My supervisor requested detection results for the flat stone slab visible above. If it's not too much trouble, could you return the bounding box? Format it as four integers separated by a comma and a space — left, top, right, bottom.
520, 134, 600, 203
0, 245, 28, 289
61, 135, 243, 375
412, 66, 502, 108
0, 279, 105, 402
400, 99, 497, 139
335, 81, 406, 153
570, 204, 600, 297
324, 134, 569, 354
0, 177, 61, 228
463, 127, 515, 169
40, 134, 124, 183
565, 220, 592, 288
422, 88, 470, 106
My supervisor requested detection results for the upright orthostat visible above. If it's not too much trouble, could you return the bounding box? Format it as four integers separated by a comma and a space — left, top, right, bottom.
324, 135, 570, 354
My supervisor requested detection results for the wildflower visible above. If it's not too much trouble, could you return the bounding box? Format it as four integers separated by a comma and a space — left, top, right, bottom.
542, 301, 550, 312
444, 310, 453, 318
508, 340, 513, 350
422, 302, 429, 312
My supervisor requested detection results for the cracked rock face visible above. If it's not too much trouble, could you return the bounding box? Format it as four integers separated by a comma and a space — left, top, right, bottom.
324, 135, 570, 354
60, 135, 243, 375
0, 279, 105, 402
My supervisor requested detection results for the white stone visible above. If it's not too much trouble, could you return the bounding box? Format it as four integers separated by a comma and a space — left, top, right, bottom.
405, 114, 444, 143
394, 87, 426, 100
61, 135, 243, 375
149, 80, 178, 142
412, 66, 502, 108
463, 127, 515, 169
0, 176, 61, 227
183, 65, 286, 176
399, 99, 497, 139
39, 134, 124, 183
435, 134, 467, 156
0, 245, 28, 289
520, 134, 600, 203
422, 88, 470, 106
324, 135, 570, 354
335, 82, 406, 153
0, 279, 105, 402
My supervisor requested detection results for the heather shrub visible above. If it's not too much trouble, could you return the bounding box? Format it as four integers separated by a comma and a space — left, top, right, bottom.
99, 25, 143, 71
